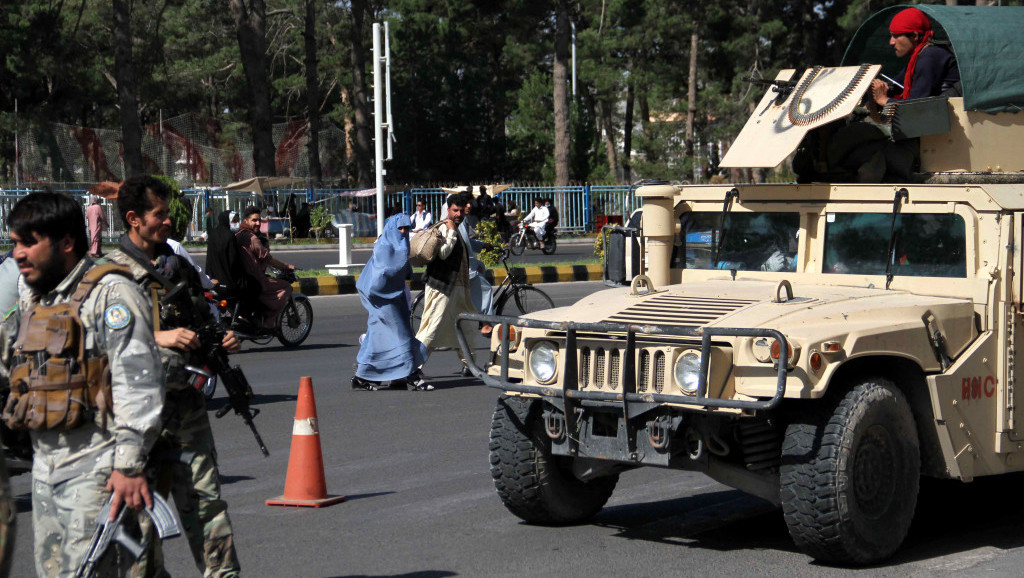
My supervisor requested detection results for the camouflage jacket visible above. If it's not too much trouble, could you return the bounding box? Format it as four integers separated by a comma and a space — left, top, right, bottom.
107, 240, 209, 391
0, 257, 165, 484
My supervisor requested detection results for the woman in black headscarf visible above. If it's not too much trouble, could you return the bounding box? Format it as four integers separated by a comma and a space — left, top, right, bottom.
206, 209, 251, 297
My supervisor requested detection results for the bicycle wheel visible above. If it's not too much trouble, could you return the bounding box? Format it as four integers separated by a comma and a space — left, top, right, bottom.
410, 290, 425, 330
509, 230, 526, 256
499, 286, 556, 316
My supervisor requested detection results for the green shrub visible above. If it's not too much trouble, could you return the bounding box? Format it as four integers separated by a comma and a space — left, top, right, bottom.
310, 205, 331, 232
476, 219, 505, 267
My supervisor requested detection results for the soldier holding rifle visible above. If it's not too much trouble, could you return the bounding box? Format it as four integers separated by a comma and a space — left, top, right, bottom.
107, 176, 242, 578
0, 191, 165, 576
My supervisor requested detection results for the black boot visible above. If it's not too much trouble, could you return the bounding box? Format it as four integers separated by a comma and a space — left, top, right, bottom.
351, 376, 389, 391
406, 370, 435, 391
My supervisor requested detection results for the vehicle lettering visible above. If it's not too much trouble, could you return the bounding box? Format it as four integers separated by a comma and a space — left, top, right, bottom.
961, 376, 997, 401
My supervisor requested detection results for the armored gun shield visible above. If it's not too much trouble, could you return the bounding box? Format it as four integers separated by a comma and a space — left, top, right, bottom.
720, 65, 881, 169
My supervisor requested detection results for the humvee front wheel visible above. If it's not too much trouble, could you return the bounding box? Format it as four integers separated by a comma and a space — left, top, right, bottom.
780, 378, 919, 565
489, 395, 618, 524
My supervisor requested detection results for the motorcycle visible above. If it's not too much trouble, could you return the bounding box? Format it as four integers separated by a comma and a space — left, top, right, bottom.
508, 221, 557, 256
212, 268, 314, 348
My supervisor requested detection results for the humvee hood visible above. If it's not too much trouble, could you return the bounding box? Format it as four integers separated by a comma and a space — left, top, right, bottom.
556, 279, 975, 359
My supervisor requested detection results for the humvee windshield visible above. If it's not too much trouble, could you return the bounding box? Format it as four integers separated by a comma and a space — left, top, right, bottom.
679, 212, 799, 272
823, 213, 967, 277
677, 211, 967, 278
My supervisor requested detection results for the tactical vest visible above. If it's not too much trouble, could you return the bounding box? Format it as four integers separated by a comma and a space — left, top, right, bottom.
1, 264, 133, 431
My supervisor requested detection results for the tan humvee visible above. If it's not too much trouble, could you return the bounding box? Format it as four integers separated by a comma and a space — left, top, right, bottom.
458, 6, 1024, 566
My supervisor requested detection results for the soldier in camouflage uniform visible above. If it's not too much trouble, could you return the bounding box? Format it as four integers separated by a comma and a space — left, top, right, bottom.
107, 176, 241, 578
0, 191, 165, 577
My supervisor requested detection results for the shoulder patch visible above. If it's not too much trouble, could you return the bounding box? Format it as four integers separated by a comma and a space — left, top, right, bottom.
3, 305, 16, 320
104, 303, 132, 330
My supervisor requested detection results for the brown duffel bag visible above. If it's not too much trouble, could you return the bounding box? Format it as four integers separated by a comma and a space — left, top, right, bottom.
409, 224, 444, 266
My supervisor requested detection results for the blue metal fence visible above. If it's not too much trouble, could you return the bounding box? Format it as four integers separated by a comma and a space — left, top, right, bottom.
0, 184, 641, 241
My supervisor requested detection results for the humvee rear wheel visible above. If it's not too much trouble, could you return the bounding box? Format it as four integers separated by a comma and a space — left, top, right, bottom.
489, 395, 618, 524
780, 378, 920, 565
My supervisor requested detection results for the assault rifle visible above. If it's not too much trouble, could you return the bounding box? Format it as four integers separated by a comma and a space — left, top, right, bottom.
743, 75, 799, 104
74, 493, 180, 578
161, 282, 270, 457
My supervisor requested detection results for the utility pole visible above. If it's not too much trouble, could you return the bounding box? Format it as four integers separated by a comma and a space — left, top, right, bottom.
14, 99, 20, 188
372, 21, 394, 237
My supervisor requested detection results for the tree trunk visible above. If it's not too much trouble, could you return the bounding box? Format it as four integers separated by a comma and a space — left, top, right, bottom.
638, 93, 650, 133
685, 27, 698, 159
622, 80, 634, 183
113, 0, 143, 178
229, 0, 276, 176
304, 0, 322, 185
349, 0, 372, 187
598, 99, 618, 182
553, 0, 571, 187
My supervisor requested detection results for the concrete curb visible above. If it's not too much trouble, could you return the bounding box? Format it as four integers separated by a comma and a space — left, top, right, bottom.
291, 264, 604, 296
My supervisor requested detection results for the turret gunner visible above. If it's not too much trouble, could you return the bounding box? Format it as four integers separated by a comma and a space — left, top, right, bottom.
870, 7, 961, 107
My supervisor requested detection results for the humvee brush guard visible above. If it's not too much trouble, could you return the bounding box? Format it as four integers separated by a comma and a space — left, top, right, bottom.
457, 5, 1024, 565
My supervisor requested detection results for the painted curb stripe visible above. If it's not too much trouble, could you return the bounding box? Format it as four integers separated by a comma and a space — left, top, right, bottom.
293, 264, 604, 296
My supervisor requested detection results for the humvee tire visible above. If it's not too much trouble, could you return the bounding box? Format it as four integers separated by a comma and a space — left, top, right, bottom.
489, 395, 618, 524
780, 378, 920, 564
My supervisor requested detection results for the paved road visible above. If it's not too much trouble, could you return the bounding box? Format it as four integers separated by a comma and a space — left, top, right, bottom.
8, 281, 1024, 577
189, 240, 596, 272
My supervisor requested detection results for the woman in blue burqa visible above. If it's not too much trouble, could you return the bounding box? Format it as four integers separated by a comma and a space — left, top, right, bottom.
352, 213, 430, 390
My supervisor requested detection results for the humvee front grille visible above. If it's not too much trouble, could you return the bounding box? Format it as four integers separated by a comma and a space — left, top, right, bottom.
595, 349, 606, 389
580, 348, 591, 387
604, 294, 757, 328
609, 351, 620, 388
577, 345, 672, 394
654, 352, 666, 393
638, 351, 650, 392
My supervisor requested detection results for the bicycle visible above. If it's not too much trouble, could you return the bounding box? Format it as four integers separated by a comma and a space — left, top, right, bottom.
410, 248, 555, 331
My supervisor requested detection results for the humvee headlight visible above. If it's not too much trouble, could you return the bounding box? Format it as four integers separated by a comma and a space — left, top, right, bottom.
674, 351, 702, 395
529, 341, 558, 384
752, 337, 772, 363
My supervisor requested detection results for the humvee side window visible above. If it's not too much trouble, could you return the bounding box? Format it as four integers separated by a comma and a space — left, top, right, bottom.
823, 213, 966, 277
679, 212, 800, 272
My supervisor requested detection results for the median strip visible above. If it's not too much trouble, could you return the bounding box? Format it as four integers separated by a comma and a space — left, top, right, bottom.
291, 264, 604, 296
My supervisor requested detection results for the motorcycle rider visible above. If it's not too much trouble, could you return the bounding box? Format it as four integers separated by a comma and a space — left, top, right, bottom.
520, 198, 550, 249
106, 176, 243, 577
236, 206, 297, 329
543, 197, 559, 245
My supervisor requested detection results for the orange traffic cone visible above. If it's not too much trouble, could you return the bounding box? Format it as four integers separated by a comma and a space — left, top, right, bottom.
266, 376, 346, 507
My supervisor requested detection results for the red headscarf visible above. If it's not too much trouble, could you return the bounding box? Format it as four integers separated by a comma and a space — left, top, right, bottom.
889, 8, 934, 100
